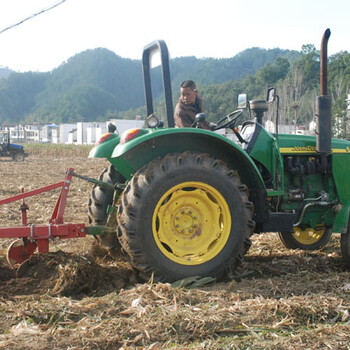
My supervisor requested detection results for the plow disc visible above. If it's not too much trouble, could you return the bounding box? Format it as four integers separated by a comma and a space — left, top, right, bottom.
6, 239, 37, 269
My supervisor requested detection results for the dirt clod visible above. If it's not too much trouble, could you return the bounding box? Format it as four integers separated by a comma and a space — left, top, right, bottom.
0, 251, 135, 298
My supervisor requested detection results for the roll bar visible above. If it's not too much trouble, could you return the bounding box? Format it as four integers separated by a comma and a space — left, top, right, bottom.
142, 40, 174, 127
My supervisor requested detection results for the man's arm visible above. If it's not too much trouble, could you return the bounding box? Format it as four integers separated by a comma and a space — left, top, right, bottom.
174, 103, 185, 127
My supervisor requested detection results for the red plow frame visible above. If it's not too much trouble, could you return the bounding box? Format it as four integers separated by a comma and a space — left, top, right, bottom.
0, 168, 86, 268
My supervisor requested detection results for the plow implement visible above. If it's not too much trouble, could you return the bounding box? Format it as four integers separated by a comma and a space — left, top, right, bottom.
0, 168, 116, 269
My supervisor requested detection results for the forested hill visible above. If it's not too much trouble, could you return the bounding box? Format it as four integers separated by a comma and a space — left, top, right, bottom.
0, 67, 12, 80
0, 46, 299, 124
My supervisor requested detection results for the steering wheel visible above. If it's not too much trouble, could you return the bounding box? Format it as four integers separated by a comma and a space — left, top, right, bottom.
212, 109, 243, 131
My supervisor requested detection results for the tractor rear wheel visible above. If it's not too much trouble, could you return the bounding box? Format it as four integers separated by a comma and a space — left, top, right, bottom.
13, 152, 25, 162
279, 225, 332, 250
88, 165, 125, 254
117, 152, 255, 282
340, 222, 350, 265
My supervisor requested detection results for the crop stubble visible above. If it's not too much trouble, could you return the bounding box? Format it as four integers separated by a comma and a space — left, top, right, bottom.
0, 154, 349, 349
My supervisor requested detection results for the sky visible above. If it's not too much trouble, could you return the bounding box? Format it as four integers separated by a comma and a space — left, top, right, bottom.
0, 0, 349, 72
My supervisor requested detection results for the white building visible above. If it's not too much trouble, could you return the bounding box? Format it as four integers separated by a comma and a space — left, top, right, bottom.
41, 124, 59, 143
52, 127, 59, 143
59, 124, 77, 144
24, 124, 40, 142
96, 124, 108, 141
86, 123, 107, 144
76, 122, 96, 144
108, 119, 144, 136
8, 125, 25, 142
68, 129, 77, 144
50, 119, 145, 145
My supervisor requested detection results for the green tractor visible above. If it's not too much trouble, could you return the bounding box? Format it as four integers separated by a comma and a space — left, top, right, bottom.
88, 29, 350, 282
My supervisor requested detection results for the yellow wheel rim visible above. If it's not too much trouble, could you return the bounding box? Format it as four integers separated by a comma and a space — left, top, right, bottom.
292, 226, 326, 245
152, 181, 231, 265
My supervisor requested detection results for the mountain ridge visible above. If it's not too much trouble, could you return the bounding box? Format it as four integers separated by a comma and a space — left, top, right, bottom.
0, 46, 300, 125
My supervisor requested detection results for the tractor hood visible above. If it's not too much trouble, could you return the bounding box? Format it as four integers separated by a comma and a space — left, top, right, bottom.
278, 133, 350, 155
8, 143, 24, 150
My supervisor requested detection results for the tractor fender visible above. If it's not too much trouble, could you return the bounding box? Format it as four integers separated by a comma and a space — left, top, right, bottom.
110, 128, 268, 223
8, 143, 24, 150
332, 203, 350, 233
88, 133, 120, 161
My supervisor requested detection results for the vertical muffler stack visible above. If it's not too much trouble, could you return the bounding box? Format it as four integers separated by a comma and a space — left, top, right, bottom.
316, 29, 332, 169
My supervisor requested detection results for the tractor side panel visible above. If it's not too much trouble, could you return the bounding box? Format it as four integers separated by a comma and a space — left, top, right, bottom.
278, 135, 350, 233
245, 125, 283, 190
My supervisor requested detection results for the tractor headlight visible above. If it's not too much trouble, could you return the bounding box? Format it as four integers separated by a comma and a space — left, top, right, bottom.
146, 114, 159, 128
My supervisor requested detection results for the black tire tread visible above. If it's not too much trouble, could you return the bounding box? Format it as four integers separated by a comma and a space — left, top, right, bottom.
88, 165, 124, 252
341, 222, 350, 264
278, 227, 332, 250
88, 165, 123, 225
117, 151, 255, 282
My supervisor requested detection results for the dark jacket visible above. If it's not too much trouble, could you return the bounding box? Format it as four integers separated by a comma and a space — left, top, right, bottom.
174, 96, 210, 129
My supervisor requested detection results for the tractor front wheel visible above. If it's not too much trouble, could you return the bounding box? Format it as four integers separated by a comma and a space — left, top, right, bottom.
279, 225, 332, 250
117, 152, 254, 282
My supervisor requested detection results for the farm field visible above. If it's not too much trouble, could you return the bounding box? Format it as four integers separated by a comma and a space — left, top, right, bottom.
0, 147, 349, 349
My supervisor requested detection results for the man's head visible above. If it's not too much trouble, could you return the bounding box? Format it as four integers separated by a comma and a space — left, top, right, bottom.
180, 80, 198, 105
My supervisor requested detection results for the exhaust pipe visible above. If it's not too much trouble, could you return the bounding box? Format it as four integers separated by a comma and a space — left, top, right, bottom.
316, 29, 332, 158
